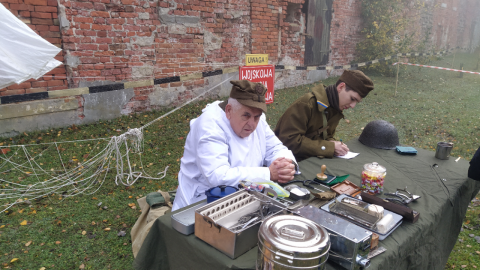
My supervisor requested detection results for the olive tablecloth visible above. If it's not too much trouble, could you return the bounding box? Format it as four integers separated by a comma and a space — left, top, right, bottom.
134, 138, 480, 270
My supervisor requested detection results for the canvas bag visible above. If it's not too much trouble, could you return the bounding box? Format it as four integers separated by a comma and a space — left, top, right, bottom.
131, 190, 172, 257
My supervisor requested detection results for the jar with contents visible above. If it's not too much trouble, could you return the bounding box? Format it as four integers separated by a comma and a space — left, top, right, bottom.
361, 162, 386, 194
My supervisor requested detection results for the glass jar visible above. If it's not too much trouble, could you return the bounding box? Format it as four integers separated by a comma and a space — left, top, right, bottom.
361, 162, 386, 194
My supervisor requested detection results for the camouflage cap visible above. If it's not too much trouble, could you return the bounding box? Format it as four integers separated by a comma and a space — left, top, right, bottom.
222, 80, 268, 113
339, 70, 374, 98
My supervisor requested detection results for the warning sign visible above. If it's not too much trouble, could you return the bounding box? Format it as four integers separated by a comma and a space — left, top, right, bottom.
239, 65, 275, 104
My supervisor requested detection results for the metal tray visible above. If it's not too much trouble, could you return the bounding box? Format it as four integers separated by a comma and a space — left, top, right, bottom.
321, 194, 402, 240
171, 200, 208, 235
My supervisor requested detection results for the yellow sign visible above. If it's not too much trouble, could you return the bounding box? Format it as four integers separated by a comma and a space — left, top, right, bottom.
245, 54, 268, 66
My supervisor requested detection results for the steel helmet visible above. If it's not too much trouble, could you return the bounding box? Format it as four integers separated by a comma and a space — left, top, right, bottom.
359, 120, 399, 150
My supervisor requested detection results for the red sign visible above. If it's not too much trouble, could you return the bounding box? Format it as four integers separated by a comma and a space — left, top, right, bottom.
239, 65, 275, 104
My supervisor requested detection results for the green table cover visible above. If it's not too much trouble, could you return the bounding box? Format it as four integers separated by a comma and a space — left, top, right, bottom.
134, 138, 480, 270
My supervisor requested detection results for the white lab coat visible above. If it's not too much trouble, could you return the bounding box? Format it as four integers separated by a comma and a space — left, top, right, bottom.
172, 101, 296, 211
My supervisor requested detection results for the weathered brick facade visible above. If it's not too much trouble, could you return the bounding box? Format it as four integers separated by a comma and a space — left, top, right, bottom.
1, 0, 479, 118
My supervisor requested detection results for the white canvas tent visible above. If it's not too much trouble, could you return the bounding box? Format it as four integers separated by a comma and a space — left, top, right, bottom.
0, 4, 62, 89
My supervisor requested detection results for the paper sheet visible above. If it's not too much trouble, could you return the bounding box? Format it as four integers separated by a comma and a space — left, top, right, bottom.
336, 151, 359, 159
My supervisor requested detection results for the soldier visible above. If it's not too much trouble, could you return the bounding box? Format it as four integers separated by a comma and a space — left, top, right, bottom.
274, 70, 374, 161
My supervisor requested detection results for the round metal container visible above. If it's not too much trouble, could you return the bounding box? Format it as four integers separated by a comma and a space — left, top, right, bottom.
256, 215, 330, 270
435, 142, 453, 160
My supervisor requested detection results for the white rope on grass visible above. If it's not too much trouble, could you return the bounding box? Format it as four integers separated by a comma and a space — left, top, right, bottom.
0, 73, 236, 213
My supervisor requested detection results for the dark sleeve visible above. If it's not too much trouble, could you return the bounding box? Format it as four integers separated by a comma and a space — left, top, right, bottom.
469, 147, 480, 180
274, 100, 334, 159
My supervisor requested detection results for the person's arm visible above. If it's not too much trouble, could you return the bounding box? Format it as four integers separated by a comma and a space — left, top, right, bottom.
469, 147, 480, 180
274, 100, 335, 158
263, 116, 298, 167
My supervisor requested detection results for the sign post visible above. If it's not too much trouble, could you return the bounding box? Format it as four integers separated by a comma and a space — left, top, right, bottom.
240, 54, 275, 104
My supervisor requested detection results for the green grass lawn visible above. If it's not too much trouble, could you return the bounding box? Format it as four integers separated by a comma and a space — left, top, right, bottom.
1, 51, 479, 269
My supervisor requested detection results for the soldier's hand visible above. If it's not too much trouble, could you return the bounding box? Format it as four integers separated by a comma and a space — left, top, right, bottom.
333, 141, 349, 156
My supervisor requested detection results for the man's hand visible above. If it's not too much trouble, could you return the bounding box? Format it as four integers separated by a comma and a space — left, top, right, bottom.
333, 141, 349, 157
269, 157, 295, 184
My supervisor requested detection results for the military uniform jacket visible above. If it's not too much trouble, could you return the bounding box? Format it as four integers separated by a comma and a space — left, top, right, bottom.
274, 84, 344, 161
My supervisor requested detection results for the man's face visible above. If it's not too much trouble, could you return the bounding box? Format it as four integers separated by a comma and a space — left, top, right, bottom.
337, 82, 363, 111
225, 103, 262, 138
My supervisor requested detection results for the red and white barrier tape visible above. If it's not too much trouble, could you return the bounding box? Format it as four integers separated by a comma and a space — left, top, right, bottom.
392, 62, 480, 75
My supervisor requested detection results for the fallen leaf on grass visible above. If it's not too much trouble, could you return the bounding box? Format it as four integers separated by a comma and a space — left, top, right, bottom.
1, 148, 11, 155
466, 220, 471, 224
477, 251, 480, 254
117, 231, 126, 237
462, 266, 467, 268
82, 231, 87, 235
79, 263, 85, 269
104, 228, 111, 231
25, 241, 32, 247
20, 220, 27, 226
10, 258, 18, 263
40, 267, 46, 270
91, 221, 96, 225
55, 241, 61, 245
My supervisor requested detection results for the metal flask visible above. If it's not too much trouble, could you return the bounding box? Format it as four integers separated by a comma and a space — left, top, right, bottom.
257, 215, 330, 270
296, 206, 372, 270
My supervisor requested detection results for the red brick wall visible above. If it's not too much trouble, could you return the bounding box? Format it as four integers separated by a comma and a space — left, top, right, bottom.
329, 0, 363, 73
279, 0, 306, 66
1, 0, 478, 112
0, 0, 67, 96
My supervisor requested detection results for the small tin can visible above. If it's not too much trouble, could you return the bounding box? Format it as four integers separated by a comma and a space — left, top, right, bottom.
361, 162, 386, 194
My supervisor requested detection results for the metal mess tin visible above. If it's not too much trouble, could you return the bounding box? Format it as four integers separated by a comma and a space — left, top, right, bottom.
195, 189, 285, 259
296, 206, 372, 270
256, 215, 330, 270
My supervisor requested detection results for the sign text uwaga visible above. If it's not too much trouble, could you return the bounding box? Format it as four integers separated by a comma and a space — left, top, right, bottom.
245, 54, 268, 66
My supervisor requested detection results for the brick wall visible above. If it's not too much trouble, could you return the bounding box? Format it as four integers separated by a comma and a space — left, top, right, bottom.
1, 0, 479, 116
0, 0, 68, 96
328, 0, 363, 73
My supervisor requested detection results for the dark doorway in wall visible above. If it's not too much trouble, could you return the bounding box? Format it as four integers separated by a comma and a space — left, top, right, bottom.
303, 0, 333, 66
286, 3, 301, 23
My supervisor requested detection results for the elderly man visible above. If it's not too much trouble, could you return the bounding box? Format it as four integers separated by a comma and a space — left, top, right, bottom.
274, 70, 374, 161
172, 80, 298, 211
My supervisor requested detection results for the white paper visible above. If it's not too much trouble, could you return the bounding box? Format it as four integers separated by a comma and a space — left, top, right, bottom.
336, 151, 359, 159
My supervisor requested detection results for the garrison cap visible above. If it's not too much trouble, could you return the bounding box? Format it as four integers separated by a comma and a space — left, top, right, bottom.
339, 70, 374, 98
221, 80, 268, 113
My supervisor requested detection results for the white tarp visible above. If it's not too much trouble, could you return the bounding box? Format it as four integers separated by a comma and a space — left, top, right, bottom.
0, 4, 62, 89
